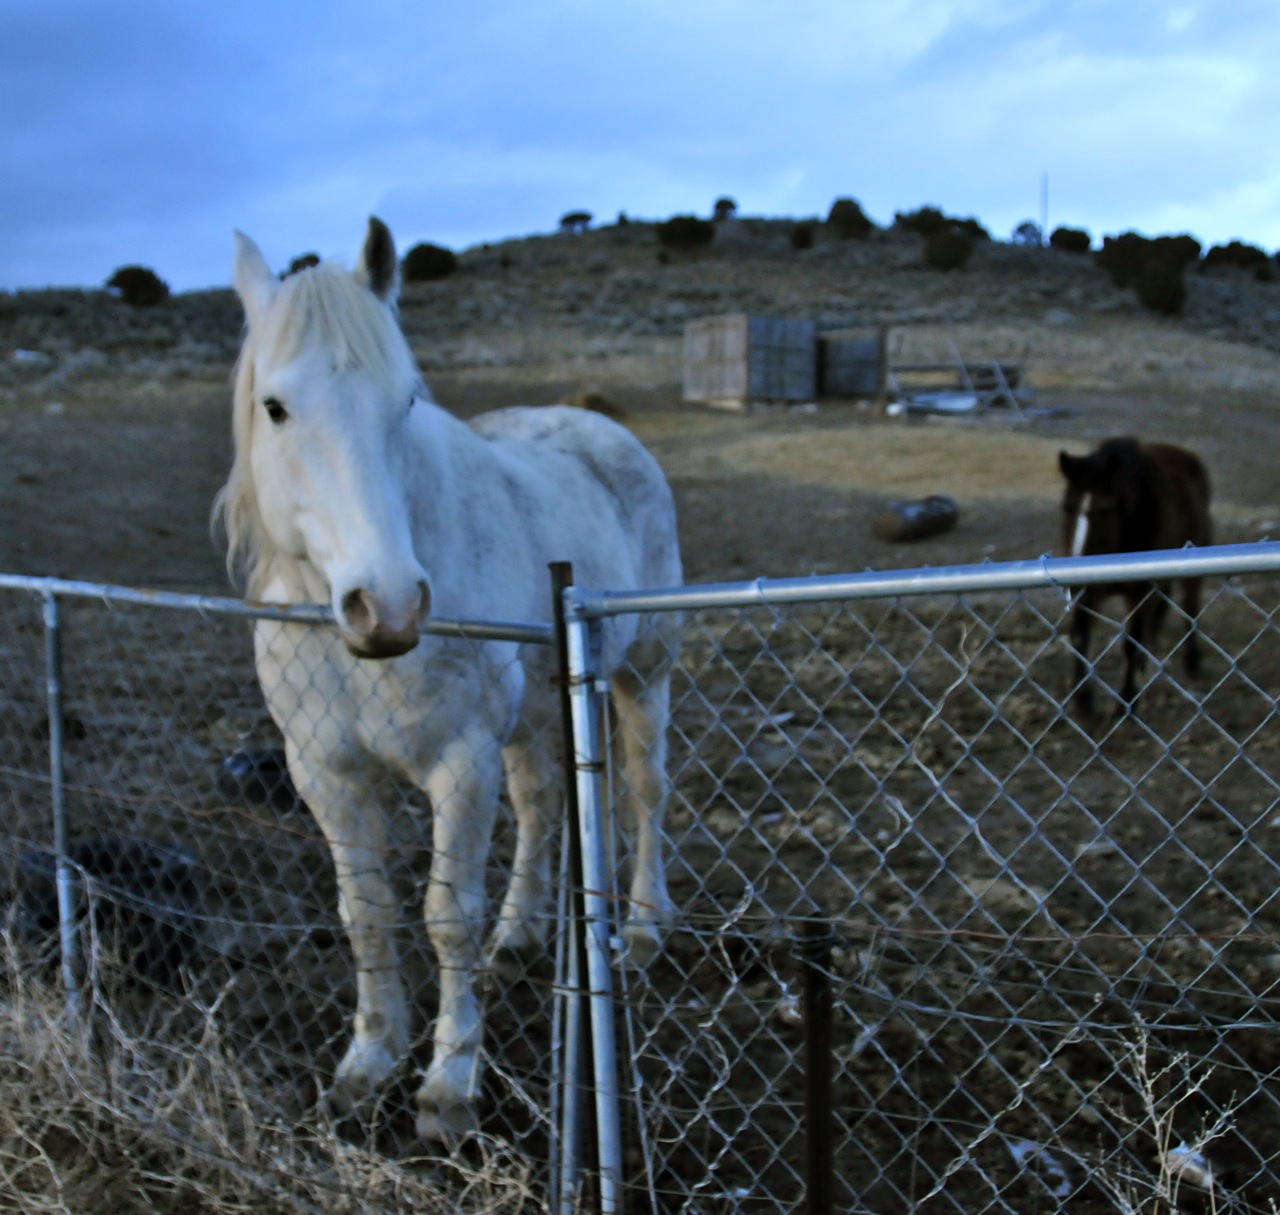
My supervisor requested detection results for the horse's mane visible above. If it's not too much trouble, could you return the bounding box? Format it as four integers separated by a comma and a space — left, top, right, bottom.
212, 260, 421, 595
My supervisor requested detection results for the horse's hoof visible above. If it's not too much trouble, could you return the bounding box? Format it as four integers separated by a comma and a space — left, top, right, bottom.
324, 1082, 363, 1118
484, 941, 533, 986
415, 1094, 480, 1144
327, 1040, 402, 1114
617, 919, 663, 969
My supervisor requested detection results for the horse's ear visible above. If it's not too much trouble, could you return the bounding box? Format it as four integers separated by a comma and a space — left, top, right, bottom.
357, 216, 399, 302
232, 230, 278, 327
1058, 451, 1076, 481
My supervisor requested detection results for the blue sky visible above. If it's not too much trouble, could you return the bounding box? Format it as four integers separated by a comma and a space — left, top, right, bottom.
2, 0, 1277, 291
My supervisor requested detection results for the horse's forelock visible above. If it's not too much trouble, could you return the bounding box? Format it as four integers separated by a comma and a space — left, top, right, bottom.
260, 261, 413, 394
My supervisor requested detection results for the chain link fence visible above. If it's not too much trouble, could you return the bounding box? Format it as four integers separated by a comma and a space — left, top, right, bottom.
576, 543, 1280, 1213
0, 579, 567, 1212
4, 544, 1280, 1212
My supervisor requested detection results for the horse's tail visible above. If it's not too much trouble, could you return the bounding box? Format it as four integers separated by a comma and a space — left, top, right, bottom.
1179, 448, 1213, 545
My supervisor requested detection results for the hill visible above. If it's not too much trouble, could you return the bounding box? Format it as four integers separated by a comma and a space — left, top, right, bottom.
2, 218, 1279, 589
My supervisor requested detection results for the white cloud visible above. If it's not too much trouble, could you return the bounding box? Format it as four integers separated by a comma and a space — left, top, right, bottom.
1139, 170, 1280, 250
3, 0, 1280, 288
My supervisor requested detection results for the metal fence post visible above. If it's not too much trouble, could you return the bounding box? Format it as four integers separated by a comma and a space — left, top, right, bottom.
41, 589, 81, 1014
551, 563, 625, 1215
799, 914, 834, 1215
552, 562, 593, 1214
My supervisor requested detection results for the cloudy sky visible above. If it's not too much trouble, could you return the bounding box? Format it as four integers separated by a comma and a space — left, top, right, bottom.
3, 0, 1277, 292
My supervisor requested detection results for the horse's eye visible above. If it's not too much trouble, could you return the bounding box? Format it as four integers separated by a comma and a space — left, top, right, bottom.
262, 396, 288, 424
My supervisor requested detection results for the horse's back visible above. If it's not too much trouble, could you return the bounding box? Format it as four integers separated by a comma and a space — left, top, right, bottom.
467, 404, 682, 682
1145, 442, 1213, 548
469, 404, 681, 586
469, 403, 663, 492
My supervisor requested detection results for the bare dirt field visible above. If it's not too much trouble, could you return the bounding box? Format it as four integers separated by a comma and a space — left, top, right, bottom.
5, 221, 1280, 1210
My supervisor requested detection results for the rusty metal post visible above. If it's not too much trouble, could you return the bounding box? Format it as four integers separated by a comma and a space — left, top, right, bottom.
799, 915, 834, 1215
42, 589, 81, 1015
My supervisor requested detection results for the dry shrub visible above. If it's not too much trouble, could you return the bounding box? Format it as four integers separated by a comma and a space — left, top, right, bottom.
106, 266, 169, 307
0, 934, 537, 1214
559, 389, 627, 420
1203, 239, 1268, 272
826, 196, 873, 239
894, 205, 950, 237
1134, 264, 1187, 316
712, 196, 737, 221
656, 214, 714, 251
1050, 226, 1091, 254
923, 228, 974, 271
402, 242, 458, 282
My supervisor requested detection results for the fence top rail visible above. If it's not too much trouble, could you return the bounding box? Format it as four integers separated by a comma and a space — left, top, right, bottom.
564, 541, 1280, 619
0, 573, 553, 645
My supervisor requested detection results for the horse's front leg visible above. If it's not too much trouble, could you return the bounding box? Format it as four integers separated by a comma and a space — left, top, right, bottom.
486, 723, 558, 980
1067, 593, 1097, 718
610, 668, 675, 964
416, 731, 503, 1142
1121, 589, 1166, 706
289, 756, 409, 1111
1181, 576, 1204, 677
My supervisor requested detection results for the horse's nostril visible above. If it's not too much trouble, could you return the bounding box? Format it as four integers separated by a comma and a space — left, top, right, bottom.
341, 588, 376, 634
417, 580, 432, 623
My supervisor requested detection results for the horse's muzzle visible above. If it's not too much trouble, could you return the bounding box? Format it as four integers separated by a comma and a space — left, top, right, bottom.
339, 581, 431, 660
344, 629, 420, 660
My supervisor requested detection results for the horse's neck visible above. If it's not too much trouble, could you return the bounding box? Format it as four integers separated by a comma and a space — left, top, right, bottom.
406, 395, 471, 520
1126, 467, 1162, 547
259, 551, 330, 605
404, 400, 530, 612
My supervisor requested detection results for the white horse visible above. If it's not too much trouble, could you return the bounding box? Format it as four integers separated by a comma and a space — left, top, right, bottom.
214, 217, 682, 1140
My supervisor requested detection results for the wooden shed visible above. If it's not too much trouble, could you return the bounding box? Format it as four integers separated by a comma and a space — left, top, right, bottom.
816, 327, 887, 399
683, 314, 817, 409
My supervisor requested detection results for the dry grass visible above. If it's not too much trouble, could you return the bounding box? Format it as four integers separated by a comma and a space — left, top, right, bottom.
1092, 1030, 1235, 1215
0, 934, 540, 1215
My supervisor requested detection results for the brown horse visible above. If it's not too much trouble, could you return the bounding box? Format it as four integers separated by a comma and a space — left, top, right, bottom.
1058, 437, 1212, 715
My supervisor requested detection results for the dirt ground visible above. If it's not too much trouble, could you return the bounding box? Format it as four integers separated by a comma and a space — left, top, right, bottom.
2, 361, 1278, 595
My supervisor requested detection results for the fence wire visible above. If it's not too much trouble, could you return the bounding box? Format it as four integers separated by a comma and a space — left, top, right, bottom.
3, 548, 1280, 1213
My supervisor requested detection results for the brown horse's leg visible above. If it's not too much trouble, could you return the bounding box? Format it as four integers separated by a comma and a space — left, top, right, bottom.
1122, 587, 1169, 705
1181, 576, 1203, 677
1120, 607, 1144, 704
1067, 591, 1096, 716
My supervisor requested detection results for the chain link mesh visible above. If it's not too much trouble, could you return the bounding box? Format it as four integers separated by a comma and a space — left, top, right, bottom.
0, 587, 563, 1210
605, 569, 1280, 1212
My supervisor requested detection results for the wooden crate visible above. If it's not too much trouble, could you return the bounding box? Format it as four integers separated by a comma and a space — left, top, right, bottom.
817, 327, 886, 398
683, 314, 817, 409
